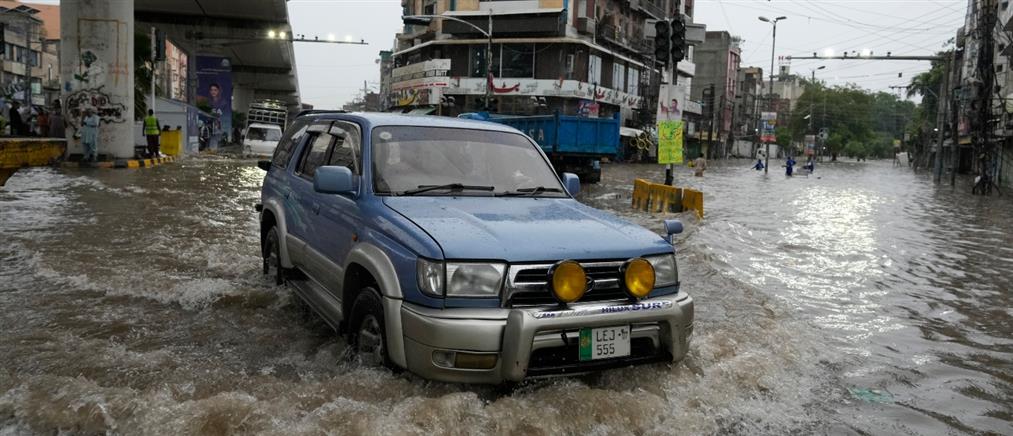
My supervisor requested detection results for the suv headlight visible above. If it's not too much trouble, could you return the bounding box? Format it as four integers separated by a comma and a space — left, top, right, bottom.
446, 262, 506, 297
646, 254, 678, 287
416, 259, 506, 298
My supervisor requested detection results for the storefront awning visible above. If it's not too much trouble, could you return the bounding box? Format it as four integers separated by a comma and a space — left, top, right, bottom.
620, 127, 644, 138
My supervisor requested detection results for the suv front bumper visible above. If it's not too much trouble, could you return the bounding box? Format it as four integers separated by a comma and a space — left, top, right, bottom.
398, 293, 694, 384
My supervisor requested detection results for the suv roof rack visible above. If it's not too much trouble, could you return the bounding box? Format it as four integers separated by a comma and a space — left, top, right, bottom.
296, 109, 349, 118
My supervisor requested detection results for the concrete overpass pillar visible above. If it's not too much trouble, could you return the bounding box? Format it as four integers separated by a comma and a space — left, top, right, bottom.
60, 0, 135, 159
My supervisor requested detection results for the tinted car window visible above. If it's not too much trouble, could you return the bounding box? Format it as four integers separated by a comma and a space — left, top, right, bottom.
249, 127, 282, 142
297, 132, 334, 179
271, 121, 309, 168
372, 126, 565, 196
326, 122, 361, 174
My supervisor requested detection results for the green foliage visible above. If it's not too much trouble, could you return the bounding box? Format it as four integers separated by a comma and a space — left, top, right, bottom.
784, 80, 915, 158
135, 31, 153, 120
906, 51, 951, 138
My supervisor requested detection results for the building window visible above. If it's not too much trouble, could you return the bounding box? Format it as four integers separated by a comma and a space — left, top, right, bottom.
627, 67, 640, 95
588, 54, 602, 85
470, 44, 500, 78
501, 44, 534, 78
576, 0, 588, 18
423, 0, 436, 15
612, 62, 624, 92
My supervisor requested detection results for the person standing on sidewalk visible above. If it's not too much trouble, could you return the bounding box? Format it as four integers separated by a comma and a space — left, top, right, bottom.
143, 109, 161, 158
81, 109, 100, 162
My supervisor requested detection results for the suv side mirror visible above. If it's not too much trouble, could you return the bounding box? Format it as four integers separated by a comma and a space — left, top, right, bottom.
257, 160, 271, 171
314, 166, 354, 194
562, 172, 580, 196
663, 219, 683, 244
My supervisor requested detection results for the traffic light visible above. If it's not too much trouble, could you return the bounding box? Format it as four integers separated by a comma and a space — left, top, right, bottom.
154, 29, 166, 61
654, 20, 670, 65
671, 16, 686, 62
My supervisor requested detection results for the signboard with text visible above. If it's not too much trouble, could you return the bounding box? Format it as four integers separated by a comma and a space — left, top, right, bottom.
761, 111, 777, 143
657, 120, 684, 165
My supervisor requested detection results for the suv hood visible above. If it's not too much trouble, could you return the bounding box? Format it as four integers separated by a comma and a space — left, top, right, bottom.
383, 197, 671, 262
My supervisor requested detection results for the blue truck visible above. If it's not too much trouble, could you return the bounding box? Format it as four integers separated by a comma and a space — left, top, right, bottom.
459, 112, 620, 183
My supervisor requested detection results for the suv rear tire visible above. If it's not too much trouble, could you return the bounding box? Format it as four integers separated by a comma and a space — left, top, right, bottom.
262, 226, 285, 286
349, 288, 390, 368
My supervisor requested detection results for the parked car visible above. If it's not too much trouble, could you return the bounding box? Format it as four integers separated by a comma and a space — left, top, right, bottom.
243, 122, 284, 156
257, 112, 693, 384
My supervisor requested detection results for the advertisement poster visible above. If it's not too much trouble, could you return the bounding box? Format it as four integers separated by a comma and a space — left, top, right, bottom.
656, 84, 686, 122
577, 99, 600, 117
657, 120, 684, 165
196, 55, 233, 141
761, 111, 777, 143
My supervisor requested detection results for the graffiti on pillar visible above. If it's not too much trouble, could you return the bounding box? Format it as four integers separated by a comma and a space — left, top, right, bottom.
65, 86, 127, 132
72, 49, 108, 88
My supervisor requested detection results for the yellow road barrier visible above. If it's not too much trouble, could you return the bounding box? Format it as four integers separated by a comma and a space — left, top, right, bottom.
0, 138, 67, 186
631, 178, 704, 218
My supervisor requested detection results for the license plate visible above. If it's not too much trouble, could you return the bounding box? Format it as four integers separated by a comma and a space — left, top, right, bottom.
579, 325, 631, 361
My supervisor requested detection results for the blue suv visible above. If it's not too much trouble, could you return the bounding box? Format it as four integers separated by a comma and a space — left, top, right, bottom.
258, 112, 693, 383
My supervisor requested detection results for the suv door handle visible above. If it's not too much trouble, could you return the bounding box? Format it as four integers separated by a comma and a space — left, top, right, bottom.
312, 203, 320, 214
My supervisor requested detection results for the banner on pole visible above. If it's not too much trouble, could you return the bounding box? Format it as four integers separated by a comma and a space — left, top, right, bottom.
657, 120, 684, 164
656, 83, 686, 164
656, 84, 686, 122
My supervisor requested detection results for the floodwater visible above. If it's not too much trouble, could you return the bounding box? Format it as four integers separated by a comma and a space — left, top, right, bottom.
1, 156, 1010, 435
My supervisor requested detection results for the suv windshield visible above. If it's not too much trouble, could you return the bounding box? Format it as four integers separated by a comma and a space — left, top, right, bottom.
248, 127, 282, 142
371, 126, 567, 197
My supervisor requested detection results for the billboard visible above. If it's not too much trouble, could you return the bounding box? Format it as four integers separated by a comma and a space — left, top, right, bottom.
196, 55, 233, 140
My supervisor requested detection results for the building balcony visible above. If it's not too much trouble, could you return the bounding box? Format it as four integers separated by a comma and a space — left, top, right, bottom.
597, 23, 651, 56
442, 9, 566, 37
631, 0, 666, 20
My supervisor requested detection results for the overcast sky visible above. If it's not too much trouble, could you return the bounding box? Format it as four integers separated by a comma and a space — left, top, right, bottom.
289, 0, 966, 109
33, 0, 969, 108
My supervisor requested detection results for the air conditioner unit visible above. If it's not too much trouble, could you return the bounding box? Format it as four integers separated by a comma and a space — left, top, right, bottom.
577, 17, 596, 35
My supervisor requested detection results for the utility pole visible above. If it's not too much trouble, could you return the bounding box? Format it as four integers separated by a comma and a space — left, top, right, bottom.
150, 26, 156, 119
759, 16, 787, 173
933, 56, 951, 184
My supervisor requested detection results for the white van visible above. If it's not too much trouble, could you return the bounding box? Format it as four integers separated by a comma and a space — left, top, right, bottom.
243, 123, 283, 157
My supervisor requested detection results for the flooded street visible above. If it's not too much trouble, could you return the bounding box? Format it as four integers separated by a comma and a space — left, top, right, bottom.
1, 157, 1010, 435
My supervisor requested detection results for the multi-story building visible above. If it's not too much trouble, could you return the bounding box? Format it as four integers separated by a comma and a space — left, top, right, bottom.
996, 0, 1012, 188
690, 30, 740, 157
0, 0, 60, 107
730, 65, 761, 157
377, 49, 394, 110
389, 0, 697, 130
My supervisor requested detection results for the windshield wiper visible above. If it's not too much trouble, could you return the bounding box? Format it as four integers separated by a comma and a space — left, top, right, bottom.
398, 183, 496, 196
497, 186, 565, 196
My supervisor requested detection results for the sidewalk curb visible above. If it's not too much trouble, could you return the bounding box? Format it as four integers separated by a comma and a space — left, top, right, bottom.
62, 156, 175, 169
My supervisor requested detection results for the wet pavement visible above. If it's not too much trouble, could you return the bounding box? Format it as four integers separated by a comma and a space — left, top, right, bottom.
1, 156, 1010, 435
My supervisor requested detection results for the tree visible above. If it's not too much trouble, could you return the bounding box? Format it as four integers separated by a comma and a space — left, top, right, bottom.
135, 31, 154, 120
784, 80, 913, 161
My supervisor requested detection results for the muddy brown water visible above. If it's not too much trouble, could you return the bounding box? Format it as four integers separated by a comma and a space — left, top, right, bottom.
1, 156, 1010, 435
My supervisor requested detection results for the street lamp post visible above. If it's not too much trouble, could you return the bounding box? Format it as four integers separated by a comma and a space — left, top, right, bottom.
809, 65, 825, 161
403, 12, 493, 111
758, 15, 787, 174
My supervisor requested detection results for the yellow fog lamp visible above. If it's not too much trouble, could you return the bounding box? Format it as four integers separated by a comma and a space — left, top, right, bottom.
548, 260, 588, 303
621, 258, 655, 299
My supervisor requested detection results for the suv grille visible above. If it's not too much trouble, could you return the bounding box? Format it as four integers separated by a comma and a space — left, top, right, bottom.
505, 261, 630, 307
